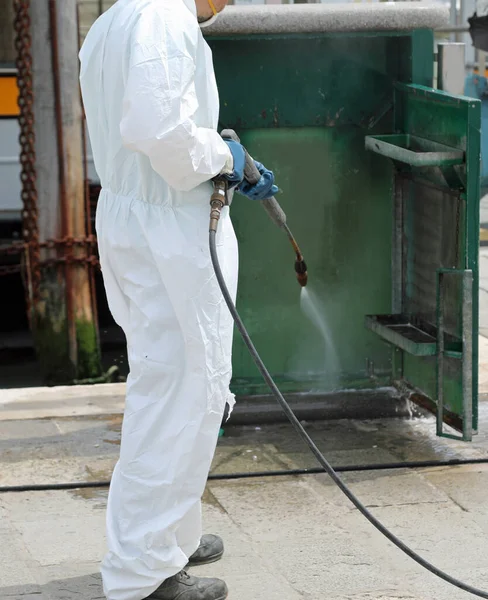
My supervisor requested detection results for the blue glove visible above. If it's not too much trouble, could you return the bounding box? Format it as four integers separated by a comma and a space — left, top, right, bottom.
237, 161, 279, 201
222, 139, 246, 185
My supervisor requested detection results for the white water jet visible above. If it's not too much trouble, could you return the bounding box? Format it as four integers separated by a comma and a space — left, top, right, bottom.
300, 286, 341, 383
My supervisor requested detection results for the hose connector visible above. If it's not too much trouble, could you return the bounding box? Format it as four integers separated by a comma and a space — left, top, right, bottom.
210, 178, 227, 233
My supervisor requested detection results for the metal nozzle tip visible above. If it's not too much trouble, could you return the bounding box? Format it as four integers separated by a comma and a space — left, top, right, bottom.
297, 271, 308, 287
295, 258, 308, 286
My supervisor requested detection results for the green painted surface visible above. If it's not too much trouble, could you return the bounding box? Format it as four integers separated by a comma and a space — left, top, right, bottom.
213, 34, 401, 131
228, 128, 392, 394
209, 32, 406, 396
393, 84, 480, 431
209, 30, 480, 434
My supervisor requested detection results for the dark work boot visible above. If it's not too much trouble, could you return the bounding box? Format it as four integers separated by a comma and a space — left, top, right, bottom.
147, 570, 228, 600
188, 534, 224, 566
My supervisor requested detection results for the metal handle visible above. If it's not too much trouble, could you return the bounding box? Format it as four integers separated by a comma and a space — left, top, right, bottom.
220, 129, 287, 229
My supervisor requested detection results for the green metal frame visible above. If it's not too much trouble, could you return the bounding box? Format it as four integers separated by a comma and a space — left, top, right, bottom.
364, 313, 462, 357
208, 28, 480, 438
436, 268, 473, 441
364, 83, 480, 436
365, 134, 464, 167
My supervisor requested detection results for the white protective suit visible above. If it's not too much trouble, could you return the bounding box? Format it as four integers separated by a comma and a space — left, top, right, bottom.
79, 1, 238, 599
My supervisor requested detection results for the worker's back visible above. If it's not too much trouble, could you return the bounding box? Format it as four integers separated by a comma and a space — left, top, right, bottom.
79, 0, 219, 205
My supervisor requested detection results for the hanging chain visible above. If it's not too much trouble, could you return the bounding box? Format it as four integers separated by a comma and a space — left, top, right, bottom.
13, 0, 40, 304
1, 2, 100, 281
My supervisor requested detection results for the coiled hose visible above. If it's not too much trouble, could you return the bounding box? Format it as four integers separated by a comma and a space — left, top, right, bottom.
209, 226, 488, 599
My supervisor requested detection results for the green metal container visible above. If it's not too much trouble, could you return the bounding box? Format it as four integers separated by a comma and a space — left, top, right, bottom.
206, 4, 480, 441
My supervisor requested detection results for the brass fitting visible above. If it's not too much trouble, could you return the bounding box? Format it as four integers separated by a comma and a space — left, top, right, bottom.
210, 179, 227, 232
295, 256, 308, 287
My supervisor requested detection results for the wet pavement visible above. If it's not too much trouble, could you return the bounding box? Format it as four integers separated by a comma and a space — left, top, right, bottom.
0, 402, 488, 599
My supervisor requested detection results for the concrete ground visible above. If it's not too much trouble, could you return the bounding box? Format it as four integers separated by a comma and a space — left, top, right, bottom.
0, 397, 488, 600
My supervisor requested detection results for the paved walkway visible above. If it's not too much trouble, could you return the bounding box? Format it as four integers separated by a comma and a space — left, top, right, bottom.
0, 402, 488, 600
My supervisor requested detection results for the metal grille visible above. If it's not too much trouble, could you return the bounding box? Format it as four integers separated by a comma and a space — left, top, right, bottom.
403, 177, 463, 338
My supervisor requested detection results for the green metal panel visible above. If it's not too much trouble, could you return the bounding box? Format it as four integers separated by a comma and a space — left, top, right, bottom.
392, 84, 480, 434
212, 34, 409, 131
228, 127, 392, 395
208, 32, 435, 395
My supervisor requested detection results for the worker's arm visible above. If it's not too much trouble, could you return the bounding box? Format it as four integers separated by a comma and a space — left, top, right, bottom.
120, 4, 232, 192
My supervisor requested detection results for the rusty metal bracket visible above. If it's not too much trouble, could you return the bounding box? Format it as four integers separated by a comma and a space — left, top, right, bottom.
0, 236, 100, 276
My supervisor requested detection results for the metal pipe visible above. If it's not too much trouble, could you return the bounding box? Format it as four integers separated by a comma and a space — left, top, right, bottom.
49, 0, 77, 369
462, 270, 474, 442
76, 0, 100, 356
4, 456, 488, 494
437, 43, 466, 95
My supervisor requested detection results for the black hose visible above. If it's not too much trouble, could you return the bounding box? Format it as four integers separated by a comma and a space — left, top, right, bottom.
2, 457, 488, 494
209, 227, 488, 599
0, 481, 111, 493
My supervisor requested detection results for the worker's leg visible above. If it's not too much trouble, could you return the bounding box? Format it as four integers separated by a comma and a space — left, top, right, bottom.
96, 193, 238, 600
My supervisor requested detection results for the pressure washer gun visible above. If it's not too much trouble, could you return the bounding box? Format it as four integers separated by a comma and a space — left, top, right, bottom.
210, 129, 308, 287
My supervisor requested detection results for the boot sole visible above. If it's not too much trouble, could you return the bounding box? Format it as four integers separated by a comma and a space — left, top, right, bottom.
187, 550, 224, 567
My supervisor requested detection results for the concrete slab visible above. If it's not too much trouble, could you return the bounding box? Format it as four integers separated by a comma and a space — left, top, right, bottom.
0, 520, 37, 588
0, 383, 126, 421
0, 408, 487, 600
420, 463, 488, 514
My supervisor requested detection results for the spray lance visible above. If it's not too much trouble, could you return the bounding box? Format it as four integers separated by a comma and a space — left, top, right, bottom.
208, 133, 488, 599
210, 129, 308, 287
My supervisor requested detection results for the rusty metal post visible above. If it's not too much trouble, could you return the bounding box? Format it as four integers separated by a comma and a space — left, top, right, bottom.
20, 0, 102, 383
50, 0, 101, 381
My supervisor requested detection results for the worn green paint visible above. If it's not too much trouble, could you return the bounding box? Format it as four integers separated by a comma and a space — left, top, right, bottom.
209, 33, 401, 397
214, 35, 396, 131
209, 31, 426, 396
226, 127, 392, 396
407, 29, 435, 87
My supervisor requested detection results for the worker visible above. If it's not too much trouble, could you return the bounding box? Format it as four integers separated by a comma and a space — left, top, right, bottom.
79, 1, 278, 599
